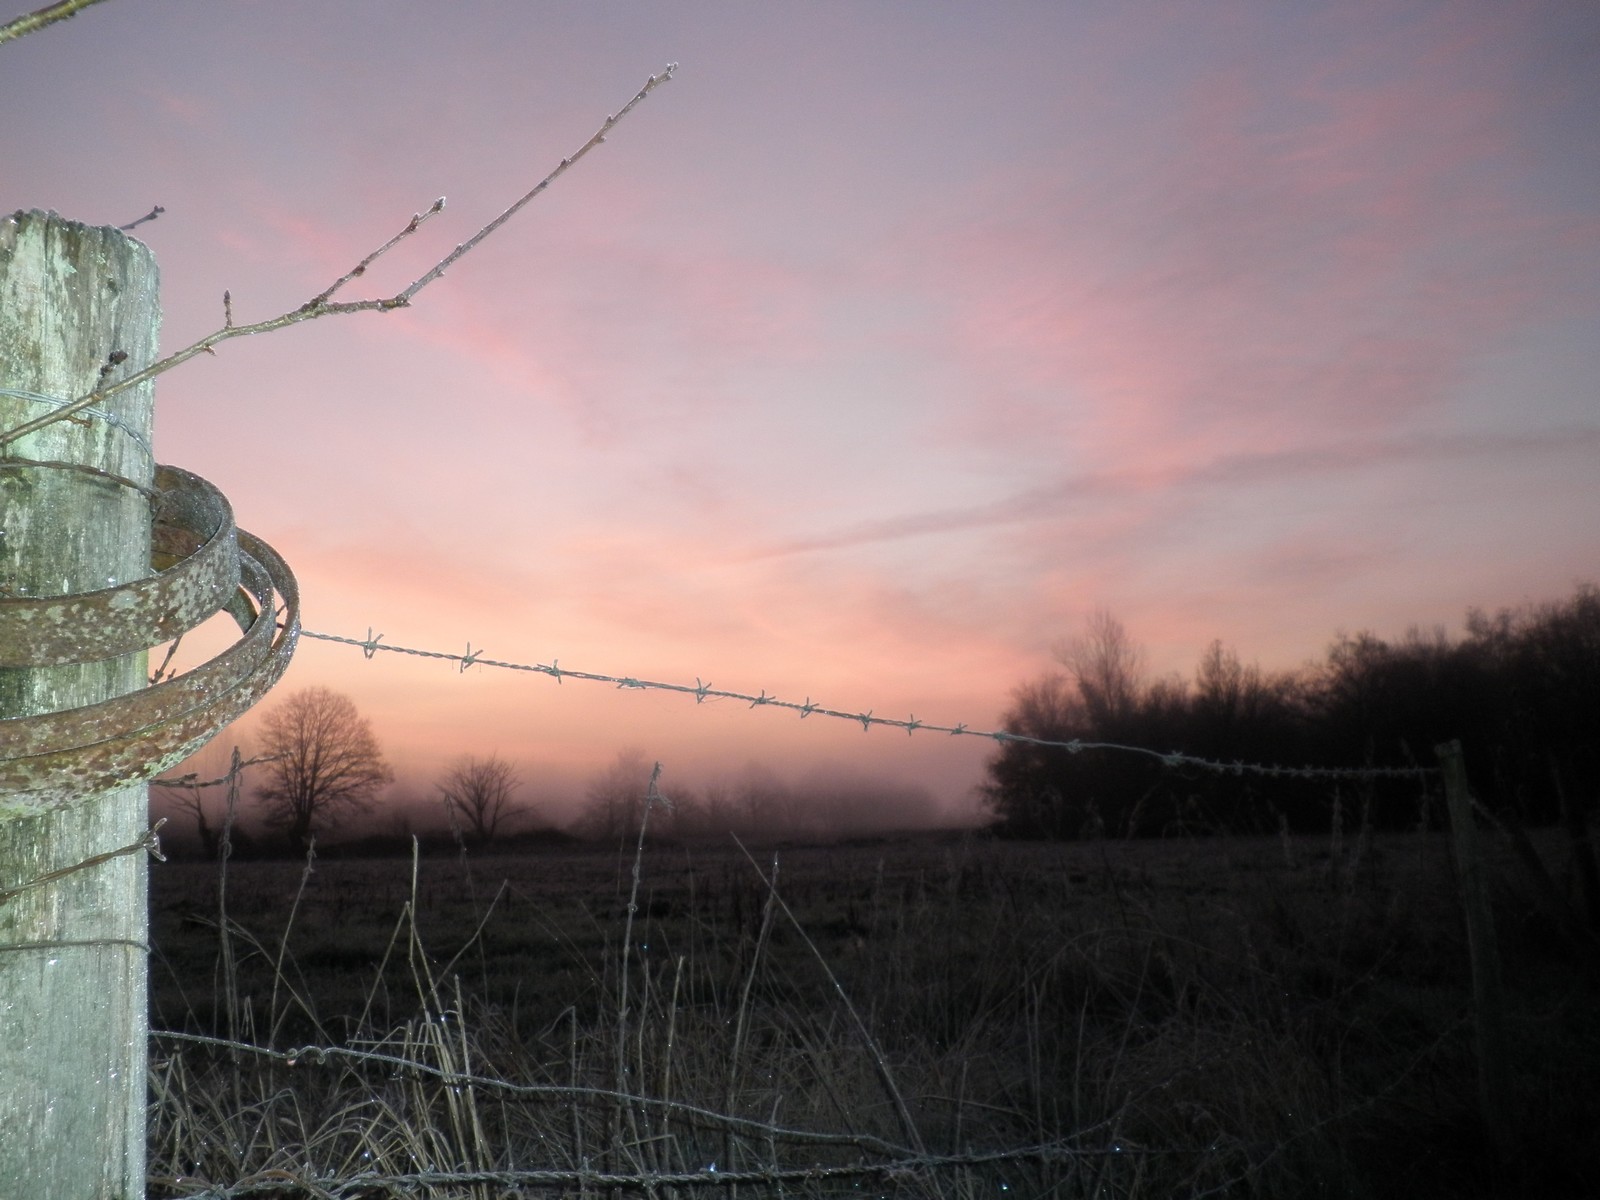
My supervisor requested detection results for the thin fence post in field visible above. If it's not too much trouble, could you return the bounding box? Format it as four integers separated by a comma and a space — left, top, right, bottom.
1549, 753, 1600, 932
1435, 738, 1514, 1166
0, 211, 159, 1197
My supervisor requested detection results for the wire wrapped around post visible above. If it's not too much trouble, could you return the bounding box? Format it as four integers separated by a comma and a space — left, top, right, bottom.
0, 465, 298, 813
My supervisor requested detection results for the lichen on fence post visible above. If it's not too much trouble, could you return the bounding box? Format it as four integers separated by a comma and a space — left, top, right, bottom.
0, 210, 160, 1199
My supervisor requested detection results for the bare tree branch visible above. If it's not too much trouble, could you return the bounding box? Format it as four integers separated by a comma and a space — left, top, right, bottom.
577, 749, 655, 841
396, 63, 676, 303
1056, 609, 1146, 731
117, 204, 164, 232
0, 63, 677, 447
0, 0, 112, 47
437, 754, 529, 843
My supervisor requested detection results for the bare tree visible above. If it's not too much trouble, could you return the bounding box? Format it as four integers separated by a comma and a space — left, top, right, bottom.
576, 748, 655, 841
255, 687, 393, 853
737, 761, 796, 836
437, 754, 528, 844
692, 780, 743, 836
1057, 609, 1146, 732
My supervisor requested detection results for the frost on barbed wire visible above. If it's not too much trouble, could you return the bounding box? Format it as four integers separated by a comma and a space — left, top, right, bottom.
299, 628, 1436, 782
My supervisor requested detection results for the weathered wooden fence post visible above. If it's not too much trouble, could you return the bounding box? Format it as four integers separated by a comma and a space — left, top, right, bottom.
1435, 738, 1514, 1167
0, 211, 160, 1198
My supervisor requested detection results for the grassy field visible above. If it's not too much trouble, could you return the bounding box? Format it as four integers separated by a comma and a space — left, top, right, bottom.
146, 826, 1600, 1199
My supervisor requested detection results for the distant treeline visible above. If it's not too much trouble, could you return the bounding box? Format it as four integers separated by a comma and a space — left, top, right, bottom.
572, 750, 943, 844
984, 583, 1600, 838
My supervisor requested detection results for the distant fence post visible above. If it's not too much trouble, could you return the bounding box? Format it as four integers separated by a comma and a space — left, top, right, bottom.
0, 211, 160, 1198
1435, 739, 1514, 1165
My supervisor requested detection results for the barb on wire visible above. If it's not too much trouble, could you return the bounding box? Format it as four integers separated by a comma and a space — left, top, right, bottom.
0, 64, 677, 448
152, 754, 281, 790
299, 628, 1437, 781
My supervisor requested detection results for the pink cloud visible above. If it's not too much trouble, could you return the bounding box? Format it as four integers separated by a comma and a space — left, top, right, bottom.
458, 245, 827, 425
737, 424, 1600, 567
891, 8, 1595, 480
118, 3, 1597, 822
147, 88, 212, 130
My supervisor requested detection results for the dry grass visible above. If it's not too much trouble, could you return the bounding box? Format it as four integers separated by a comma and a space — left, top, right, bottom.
145, 827, 1600, 1198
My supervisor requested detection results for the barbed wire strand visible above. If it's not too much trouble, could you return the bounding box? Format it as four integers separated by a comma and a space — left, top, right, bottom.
299, 628, 1436, 781
0, 822, 163, 958
150, 1030, 1210, 1199
151, 1138, 1169, 1200
152, 755, 282, 790
0, 386, 154, 456
152, 1030, 909, 1156
0, 818, 165, 910
147, 987, 1468, 1199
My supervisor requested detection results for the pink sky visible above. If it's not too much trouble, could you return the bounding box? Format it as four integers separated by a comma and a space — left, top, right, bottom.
6, 2, 1598, 826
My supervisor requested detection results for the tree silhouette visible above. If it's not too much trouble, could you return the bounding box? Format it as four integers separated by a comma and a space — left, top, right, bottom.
255, 687, 393, 853
437, 754, 529, 844
576, 748, 656, 841
988, 617, 1319, 837
987, 585, 1600, 842
982, 672, 1088, 838
1057, 609, 1145, 733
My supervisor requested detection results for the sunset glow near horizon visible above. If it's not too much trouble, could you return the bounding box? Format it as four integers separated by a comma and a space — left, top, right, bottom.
7, 2, 1598, 826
